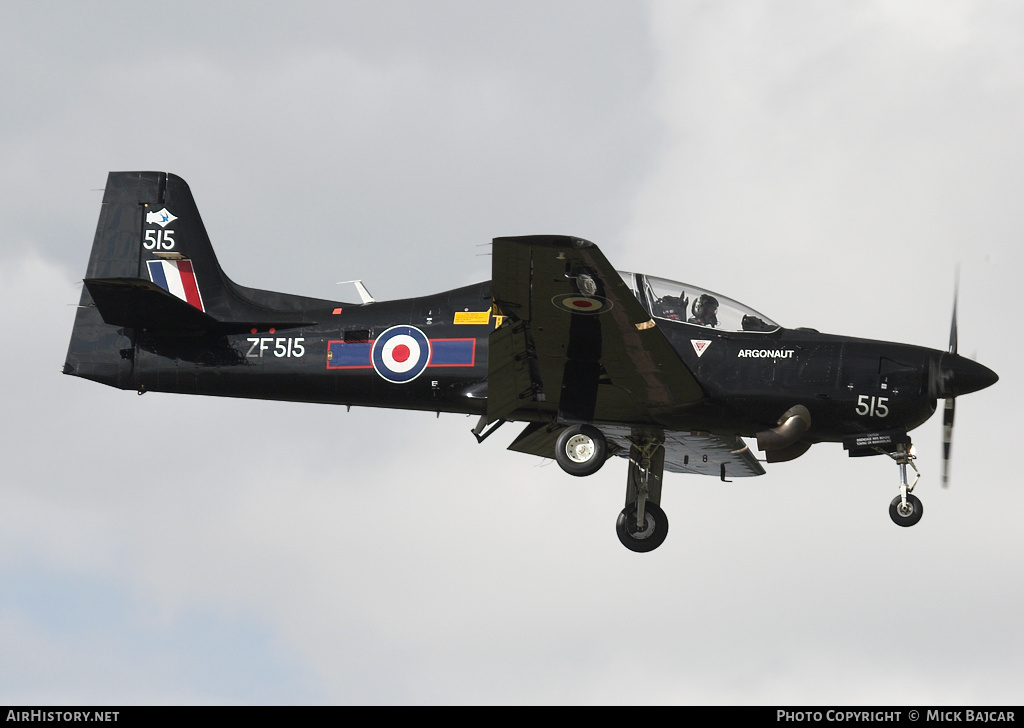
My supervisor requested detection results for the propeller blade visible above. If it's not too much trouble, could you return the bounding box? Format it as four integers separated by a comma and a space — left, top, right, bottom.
941, 397, 955, 488
948, 268, 959, 355
942, 268, 958, 487
936, 268, 997, 488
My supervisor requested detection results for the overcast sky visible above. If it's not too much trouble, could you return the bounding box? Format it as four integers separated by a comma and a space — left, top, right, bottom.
1, 0, 1021, 705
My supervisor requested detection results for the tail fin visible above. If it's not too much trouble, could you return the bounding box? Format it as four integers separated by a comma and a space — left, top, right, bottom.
63, 172, 321, 388
66, 172, 205, 387
82, 171, 234, 313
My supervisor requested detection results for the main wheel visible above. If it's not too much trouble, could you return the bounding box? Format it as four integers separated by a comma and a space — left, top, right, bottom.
889, 493, 923, 527
616, 501, 669, 552
554, 425, 607, 477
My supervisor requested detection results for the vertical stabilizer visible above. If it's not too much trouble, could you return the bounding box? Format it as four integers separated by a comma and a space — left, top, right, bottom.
64, 172, 232, 388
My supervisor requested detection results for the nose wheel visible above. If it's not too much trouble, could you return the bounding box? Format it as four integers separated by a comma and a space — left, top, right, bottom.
889, 493, 923, 527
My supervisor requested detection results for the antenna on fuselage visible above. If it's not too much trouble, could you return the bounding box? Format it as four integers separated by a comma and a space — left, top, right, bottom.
336, 280, 376, 304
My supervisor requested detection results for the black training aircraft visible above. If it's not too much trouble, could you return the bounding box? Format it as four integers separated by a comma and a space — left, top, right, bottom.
64, 172, 998, 552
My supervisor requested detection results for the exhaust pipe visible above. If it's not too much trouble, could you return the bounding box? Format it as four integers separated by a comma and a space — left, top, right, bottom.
756, 405, 811, 452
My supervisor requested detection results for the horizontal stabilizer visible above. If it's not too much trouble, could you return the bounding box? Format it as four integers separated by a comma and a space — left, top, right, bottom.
84, 278, 316, 334
85, 277, 216, 332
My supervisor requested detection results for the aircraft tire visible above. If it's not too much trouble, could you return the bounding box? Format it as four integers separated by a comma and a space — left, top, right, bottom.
889, 493, 923, 527
616, 502, 669, 553
554, 425, 606, 477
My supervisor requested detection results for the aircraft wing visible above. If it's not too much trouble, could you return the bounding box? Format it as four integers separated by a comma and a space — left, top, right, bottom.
658, 432, 765, 477
488, 235, 703, 425
609, 427, 765, 478
508, 423, 765, 479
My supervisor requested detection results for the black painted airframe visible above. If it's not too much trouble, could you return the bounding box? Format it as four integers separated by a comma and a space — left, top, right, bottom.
64, 172, 998, 552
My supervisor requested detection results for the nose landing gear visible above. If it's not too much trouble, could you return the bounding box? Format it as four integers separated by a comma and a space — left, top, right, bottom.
845, 431, 926, 528
888, 440, 923, 527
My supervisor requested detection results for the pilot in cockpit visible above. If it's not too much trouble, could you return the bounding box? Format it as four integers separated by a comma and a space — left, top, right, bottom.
688, 294, 719, 327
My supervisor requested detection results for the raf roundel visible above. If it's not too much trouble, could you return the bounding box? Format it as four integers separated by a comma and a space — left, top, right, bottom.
552, 293, 613, 315
371, 325, 432, 383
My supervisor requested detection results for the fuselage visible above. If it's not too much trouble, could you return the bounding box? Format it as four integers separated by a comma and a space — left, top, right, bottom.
86, 278, 988, 447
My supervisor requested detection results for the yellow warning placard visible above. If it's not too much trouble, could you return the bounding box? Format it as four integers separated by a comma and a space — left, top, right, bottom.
454, 311, 491, 325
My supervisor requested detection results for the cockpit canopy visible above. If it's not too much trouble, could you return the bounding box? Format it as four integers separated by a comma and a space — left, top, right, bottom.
617, 271, 781, 333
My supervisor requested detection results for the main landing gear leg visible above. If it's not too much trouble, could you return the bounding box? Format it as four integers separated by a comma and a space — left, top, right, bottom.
616, 437, 669, 552
888, 441, 923, 527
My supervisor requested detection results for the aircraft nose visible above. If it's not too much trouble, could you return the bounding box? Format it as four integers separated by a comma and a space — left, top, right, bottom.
940, 354, 998, 397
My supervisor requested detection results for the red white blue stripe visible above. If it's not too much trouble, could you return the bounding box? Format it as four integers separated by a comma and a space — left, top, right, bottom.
327, 337, 476, 373
147, 259, 205, 312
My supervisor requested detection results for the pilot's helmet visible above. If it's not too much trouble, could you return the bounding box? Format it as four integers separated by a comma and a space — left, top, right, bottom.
694, 294, 719, 324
